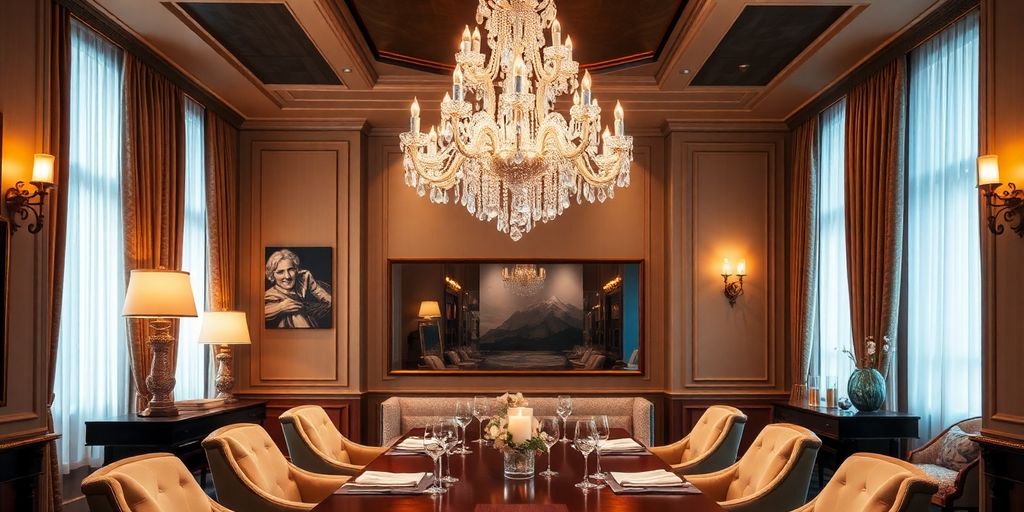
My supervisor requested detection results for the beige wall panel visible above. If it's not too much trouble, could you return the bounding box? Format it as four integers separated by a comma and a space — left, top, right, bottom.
982, 0, 1024, 441
691, 151, 770, 383
237, 131, 364, 394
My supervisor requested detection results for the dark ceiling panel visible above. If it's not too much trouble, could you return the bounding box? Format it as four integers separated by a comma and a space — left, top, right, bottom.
340, 0, 686, 73
692, 5, 849, 87
180, 2, 341, 85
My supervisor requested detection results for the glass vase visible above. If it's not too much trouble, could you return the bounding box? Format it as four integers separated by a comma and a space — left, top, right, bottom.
847, 367, 886, 412
503, 449, 536, 480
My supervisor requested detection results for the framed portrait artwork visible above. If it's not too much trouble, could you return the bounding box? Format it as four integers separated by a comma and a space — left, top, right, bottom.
263, 246, 333, 329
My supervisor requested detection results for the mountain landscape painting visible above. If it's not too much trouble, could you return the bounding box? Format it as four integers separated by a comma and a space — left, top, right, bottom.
478, 264, 584, 366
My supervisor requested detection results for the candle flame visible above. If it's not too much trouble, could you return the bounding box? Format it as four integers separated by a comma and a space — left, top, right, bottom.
614, 101, 624, 120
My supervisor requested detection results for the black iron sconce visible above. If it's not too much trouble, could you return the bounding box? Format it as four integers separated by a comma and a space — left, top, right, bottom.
4, 153, 56, 234
721, 258, 746, 307
978, 154, 1024, 237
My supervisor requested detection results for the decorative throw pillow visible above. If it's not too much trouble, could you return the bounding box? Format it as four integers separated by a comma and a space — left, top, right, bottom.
937, 425, 980, 471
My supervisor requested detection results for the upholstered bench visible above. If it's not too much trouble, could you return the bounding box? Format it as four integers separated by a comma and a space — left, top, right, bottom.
380, 396, 654, 446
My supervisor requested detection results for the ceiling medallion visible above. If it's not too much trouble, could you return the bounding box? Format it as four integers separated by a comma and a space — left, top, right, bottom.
502, 264, 547, 296
400, 0, 633, 241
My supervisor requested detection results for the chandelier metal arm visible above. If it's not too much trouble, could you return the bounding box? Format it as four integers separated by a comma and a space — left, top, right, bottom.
449, 114, 501, 160
536, 120, 590, 159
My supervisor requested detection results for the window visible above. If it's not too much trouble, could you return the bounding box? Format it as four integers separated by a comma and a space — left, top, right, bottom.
175, 97, 209, 400
810, 98, 855, 392
907, 11, 981, 440
53, 20, 127, 472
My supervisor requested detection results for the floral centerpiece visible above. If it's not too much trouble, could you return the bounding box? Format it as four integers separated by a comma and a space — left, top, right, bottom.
842, 336, 893, 412
483, 393, 546, 479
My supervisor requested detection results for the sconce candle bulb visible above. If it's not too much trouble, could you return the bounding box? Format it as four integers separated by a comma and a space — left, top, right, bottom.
977, 154, 1024, 237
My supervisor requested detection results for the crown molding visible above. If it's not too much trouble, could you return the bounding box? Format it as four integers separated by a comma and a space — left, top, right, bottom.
240, 118, 371, 134
662, 119, 789, 134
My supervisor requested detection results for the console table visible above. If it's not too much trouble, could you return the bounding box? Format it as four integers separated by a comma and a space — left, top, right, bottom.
773, 402, 919, 480
86, 400, 266, 473
0, 433, 59, 511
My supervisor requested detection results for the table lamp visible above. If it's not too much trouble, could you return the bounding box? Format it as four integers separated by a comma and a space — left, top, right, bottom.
122, 269, 198, 417
198, 311, 251, 402
418, 300, 442, 319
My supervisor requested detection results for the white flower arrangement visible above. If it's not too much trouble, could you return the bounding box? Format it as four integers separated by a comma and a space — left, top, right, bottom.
483, 393, 545, 453
842, 335, 893, 370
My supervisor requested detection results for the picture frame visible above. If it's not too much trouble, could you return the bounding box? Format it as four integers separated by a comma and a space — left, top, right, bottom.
263, 246, 334, 329
418, 320, 444, 357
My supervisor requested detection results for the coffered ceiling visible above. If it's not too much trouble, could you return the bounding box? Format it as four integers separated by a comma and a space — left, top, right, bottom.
89, 0, 948, 130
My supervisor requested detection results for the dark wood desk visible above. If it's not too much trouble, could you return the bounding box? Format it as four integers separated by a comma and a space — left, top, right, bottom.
314, 428, 725, 512
85, 400, 266, 473
773, 402, 919, 478
0, 433, 59, 512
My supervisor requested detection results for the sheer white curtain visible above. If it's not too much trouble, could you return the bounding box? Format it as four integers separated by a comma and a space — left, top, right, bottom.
813, 98, 856, 392
175, 97, 210, 400
53, 20, 128, 473
907, 11, 981, 440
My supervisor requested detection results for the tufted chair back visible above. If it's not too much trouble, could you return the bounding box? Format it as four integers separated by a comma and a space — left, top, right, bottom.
793, 453, 939, 512
203, 423, 349, 512
82, 453, 230, 512
686, 423, 821, 512
281, 405, 387, 476
651, 405, 747, 475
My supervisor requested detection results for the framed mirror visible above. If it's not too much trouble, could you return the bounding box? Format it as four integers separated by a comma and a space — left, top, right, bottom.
390, 260, 642, 374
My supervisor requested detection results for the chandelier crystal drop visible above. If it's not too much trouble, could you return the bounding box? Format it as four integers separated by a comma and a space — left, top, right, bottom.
399, 0, 633, 241
502, 264, 547, 297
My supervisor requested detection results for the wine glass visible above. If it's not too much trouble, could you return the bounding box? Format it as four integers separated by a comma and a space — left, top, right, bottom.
572, 417, 598, 490
437, 419, 460, 483
422, 426, 448, 495
473, 396, 492, 444
538, 417, 560, 477
590, 415, 610, 481
454, 400, 473, 454
556, 395, 573, 443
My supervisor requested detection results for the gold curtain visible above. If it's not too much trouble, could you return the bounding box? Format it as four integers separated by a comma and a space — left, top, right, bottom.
205, 112, 238, 311
122, 55, 186, 411
42, 4, 70, 510
789, 116, 819, 386
843, 59, 905, 378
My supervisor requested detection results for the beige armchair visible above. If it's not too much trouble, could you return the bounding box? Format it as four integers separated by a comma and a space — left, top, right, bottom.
82, 452, 232, 512
907, 417, 981, 511
685, 423, 821, 512
650, 405, 748, 475
792, 453, 939, 512
202, 423, 349, 512
280, 405, 387, 476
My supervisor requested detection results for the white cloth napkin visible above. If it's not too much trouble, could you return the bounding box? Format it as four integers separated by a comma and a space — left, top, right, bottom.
348, 471, 426, 487
599, 438, 645, 453
393, 437, 425, 451
610, 470, 685, 487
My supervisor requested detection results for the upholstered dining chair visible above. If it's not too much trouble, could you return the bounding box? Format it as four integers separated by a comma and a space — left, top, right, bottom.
202, 423, 349, 512
280, 405, 387, 476
650, 405, 748, 475
907, 417, 982, 511
685, 423, 821, 512
792, 453, 939, 512
82, 452, 232, 512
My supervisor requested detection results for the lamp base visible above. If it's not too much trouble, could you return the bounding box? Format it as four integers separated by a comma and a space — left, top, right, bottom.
139, 319, 178, 417
213, 344, 237, 403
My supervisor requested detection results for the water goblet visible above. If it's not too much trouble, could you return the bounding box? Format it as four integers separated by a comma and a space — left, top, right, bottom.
538, 416, 561, 477
590, 415, 610, 482
422, 427, 448, 495
437, 419, 460, 483
572, 417, 599, 490
556, 395, 573, 443
454, 399, 474, 454
473, 396, 492, 444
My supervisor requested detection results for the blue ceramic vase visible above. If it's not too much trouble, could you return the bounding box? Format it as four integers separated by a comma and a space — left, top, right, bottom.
847, 368, 886, 412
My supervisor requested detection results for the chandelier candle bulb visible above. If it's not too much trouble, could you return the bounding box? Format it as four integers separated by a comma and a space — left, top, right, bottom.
513, 56, 526, 93
581, 69, 592, 105
565, 35, 573, 59
409, 97, 420, 134
722, 258, 732, 276
472, 26, 482, 52
453, 66, 464, 101
614, 101, 624, 136
737, 259, 747, 276
461, 25, 472, 52
428, 127, 437, 155
602, 128, 611, 156
551, 19, 561, 45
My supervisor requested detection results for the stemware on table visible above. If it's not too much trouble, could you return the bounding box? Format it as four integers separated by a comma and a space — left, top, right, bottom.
556, 395, 573, 443
454, 399, 474, 454
473, 395, 492, 444
572, 417, 599, 490
590, 415, 610, 480
437, 419, 460, 483
422, 426, 448, 495
538, 416, 561, 478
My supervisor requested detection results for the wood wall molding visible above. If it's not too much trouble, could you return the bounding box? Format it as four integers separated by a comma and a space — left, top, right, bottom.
236, 130, 365, 394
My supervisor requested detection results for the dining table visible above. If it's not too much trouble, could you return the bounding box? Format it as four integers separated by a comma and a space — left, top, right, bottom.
312, 427, 727, 512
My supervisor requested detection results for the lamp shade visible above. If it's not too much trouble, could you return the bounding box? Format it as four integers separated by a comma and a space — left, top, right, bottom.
418, 300, 441, 318
122, 269, 198, 318
31, 153, 55, 184
197, 311, 251, 345
978, 154, 1001, 186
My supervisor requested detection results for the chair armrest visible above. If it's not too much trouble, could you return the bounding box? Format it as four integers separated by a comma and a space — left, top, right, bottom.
342, 438, 388, 465
908, 425, 950, 463
944, 459, 981, 506
649, 436, 689, 466
685, 465, 737, 501
290, 465, 349, 503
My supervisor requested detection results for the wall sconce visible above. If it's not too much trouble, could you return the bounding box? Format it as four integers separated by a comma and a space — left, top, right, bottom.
4, 153, 56, 234
977, 154, 1024, 237
721, 258, 746, 307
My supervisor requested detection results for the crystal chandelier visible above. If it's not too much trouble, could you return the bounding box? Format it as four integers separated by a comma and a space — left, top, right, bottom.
399, 0, 633, 241
502, 264, 547, 296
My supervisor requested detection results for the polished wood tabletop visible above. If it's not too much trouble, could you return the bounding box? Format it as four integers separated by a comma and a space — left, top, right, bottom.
313, 428, 726, 512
